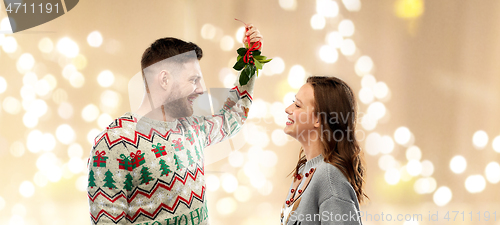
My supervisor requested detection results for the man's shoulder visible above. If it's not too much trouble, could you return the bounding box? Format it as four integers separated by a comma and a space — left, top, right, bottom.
109, 112, 138, 128
92, 112, 139, 147
104, 112, 139, 133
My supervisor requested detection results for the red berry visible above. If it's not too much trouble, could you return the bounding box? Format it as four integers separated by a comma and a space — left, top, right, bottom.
298, 190, 302, 194
291, 189, 295, 193
305, 173, 309, 177
286, 200, 290, 204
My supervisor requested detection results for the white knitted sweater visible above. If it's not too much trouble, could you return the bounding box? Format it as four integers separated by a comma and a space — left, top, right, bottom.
87, 76, 255, 225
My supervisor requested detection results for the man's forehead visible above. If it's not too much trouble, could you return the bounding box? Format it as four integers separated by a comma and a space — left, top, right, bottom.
181, 60, 202, 74
183, 59, 201, 68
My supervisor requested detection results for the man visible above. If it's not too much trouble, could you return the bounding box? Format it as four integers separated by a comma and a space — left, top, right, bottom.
87, 24, 263, 225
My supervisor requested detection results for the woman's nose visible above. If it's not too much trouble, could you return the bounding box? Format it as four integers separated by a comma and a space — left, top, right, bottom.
284, 105, 292, 115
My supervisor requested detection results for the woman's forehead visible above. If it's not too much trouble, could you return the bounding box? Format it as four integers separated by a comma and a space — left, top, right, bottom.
297, 83, 315, 105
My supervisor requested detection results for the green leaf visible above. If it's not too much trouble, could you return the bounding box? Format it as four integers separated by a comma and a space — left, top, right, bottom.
239, 66, 250, 85
249, 65, 256, 77
237, 47, 247, 56
258, 58, 272, 64
244, 64, 252, 76
252, 50, 261, 56
254, 55, 266, 60
237, 55, 242, 62
254, 58, 263, 70
233, 58, 246, 71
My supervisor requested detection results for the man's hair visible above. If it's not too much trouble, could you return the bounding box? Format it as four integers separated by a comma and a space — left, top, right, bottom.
141, 37, 203, 76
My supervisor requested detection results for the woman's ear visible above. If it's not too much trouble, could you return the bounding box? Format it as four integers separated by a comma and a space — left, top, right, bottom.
313, 110, 321, 128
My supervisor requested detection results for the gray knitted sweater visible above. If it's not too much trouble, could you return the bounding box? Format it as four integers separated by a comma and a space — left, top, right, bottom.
280, 154, 362, 225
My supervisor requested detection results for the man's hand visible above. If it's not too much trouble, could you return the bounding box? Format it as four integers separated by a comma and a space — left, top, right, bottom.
243, 24, 263, 50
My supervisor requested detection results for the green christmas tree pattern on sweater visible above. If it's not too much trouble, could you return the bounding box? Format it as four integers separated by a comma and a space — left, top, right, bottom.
140, 166, 154, 185
186, 131, 195, 145
89, 169, 96, 188
186, 149, 196, 166
194, 146, 201, 161
123, 173, 133, 191
103, 170, 117, 190
159, 159, 172, 177
173, 153, 185, 170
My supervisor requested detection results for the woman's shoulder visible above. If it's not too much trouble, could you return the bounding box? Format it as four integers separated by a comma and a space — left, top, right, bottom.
312, 161, 358, 204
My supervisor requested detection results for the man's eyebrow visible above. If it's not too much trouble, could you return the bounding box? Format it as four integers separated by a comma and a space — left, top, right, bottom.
189, 74, 202, 79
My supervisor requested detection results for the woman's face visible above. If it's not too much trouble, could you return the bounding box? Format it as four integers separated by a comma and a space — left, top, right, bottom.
284, 83, 319, 142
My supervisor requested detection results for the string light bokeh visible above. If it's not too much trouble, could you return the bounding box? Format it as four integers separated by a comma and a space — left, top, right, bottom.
1, 0, 500, 224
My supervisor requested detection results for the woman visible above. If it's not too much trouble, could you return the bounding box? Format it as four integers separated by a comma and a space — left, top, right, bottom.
280, 76, 367, 225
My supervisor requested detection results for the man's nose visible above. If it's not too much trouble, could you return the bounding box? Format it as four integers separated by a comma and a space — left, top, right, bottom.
194, 81, 204, 94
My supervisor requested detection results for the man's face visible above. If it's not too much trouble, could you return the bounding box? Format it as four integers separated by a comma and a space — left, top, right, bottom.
163, 60, 204, 118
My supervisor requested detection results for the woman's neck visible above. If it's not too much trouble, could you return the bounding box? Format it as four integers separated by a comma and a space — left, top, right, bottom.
300, 137, 323, 161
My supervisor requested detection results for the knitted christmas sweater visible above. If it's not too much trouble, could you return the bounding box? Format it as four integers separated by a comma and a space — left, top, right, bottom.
87, 76, 255, 225
280, 154, 362, 225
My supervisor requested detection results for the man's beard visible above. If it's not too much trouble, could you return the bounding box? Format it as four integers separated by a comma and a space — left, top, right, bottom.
163, 96, 194, 118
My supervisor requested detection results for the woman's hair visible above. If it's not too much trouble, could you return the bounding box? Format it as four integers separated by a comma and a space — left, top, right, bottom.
291, 76, 368, 204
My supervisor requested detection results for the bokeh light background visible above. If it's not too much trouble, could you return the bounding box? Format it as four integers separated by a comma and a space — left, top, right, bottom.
1, 0, 500, 224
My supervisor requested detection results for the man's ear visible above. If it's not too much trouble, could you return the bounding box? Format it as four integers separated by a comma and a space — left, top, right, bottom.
159, 70, 171, 90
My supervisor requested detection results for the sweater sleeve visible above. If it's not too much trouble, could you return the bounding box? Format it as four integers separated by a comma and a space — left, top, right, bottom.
87, 130, 131, 225
319, 196, 362, 225
318, 164, 362, 225
194, 72, 256, 148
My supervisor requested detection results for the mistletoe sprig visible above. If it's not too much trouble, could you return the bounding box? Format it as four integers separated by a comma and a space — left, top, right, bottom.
233, 19, 272, 85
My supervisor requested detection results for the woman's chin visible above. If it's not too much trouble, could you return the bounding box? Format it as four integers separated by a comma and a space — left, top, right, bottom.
283, 127, 295, 138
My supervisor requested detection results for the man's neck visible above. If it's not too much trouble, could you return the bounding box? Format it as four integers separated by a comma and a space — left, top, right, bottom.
135, 103, 176, 122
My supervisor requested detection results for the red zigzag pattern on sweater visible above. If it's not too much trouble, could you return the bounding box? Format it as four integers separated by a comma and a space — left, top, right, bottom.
91, 186, 205, 223
94, 117, 183, 147
89, 167, 205, 223
231, 86, 253, 100
88, 166, 204, 203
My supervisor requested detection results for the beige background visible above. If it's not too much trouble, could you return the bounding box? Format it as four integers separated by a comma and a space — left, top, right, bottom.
0, 0, 499, 224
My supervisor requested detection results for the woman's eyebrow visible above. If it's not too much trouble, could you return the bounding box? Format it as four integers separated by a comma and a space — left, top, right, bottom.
295, 95, 302, 103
